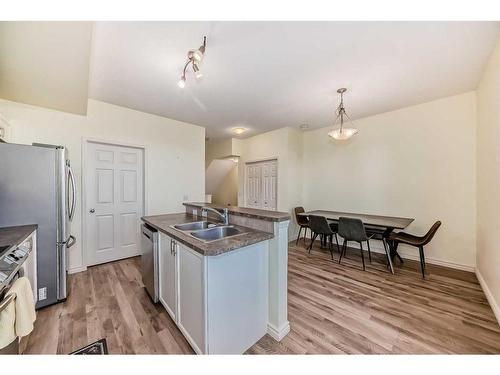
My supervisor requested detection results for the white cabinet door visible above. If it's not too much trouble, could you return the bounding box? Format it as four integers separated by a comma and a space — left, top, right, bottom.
177, 243, 206, 354
158, 233, 177, 321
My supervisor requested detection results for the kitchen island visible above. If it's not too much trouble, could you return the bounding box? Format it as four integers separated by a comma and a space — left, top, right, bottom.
142, 204, 290, 354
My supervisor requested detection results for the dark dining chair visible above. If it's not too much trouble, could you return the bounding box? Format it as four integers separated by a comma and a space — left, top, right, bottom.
388, 221, 441, 278
294, 207, 310, 245
307, 215, 339, 260
338, 217, 372, 271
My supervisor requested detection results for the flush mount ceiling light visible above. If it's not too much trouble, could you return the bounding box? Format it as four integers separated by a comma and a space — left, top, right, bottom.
328, 88, 359, 141
177, 36, 207, 88
232, 127, 247, 135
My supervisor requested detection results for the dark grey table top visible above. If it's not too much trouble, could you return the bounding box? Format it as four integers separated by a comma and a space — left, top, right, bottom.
299, 210, 414, 229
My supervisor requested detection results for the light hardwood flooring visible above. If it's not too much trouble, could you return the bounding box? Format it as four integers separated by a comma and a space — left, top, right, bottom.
24, 241, 500, 354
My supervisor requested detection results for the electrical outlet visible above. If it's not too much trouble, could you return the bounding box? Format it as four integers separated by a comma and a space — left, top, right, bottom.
38, 287, 47, 301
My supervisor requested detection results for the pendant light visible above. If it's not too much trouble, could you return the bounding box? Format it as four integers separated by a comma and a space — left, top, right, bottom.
328, 88, 358, 140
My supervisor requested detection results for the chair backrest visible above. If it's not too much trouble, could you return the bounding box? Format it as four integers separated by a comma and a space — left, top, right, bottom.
421, 221, 442, 246
308, 215, 332, 235
338, 217, 368, 242
294, 207, 309, 225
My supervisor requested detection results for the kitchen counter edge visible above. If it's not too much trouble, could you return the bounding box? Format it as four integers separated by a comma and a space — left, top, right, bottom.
141, 213, 273, 256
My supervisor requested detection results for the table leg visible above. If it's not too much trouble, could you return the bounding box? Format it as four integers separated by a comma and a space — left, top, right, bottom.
382, 228, 395, 274
382, 239, 394, 274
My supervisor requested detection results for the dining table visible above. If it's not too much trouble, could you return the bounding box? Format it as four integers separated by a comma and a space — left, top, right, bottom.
298, 210, 415, 274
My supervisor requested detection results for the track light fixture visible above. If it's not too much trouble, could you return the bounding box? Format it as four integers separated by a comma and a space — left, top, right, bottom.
178, 36, 207, 88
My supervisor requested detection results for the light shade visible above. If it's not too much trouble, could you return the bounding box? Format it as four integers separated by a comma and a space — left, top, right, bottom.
192, 49, 204, 62
328, 128, 358, 140
177, 77, 186, 88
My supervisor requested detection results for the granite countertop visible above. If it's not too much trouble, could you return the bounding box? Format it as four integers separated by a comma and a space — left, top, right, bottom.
141, 213, 273, 256
0, 224, 38, 253
183, 202, 291, 222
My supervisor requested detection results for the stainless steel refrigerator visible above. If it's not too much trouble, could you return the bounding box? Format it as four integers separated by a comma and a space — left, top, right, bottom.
0, 142, 76, 308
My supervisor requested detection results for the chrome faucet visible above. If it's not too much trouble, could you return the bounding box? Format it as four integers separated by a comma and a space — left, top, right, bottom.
201, 206, 229, 225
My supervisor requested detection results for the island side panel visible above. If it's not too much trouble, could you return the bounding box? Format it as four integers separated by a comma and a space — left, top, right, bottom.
267, 219, 291, 341
206, 241, 269, 354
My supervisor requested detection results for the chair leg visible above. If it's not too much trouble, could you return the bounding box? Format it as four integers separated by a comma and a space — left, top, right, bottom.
334, 233, 340, 252
339, 239, 346, 264
359, 242, 366, 271
367, 239, 372, 263
308, 233, 317, 253
304, 227, 308, 245
394, 242, 404, 263
328, 236, 334, 260
296, 226, 302, 245
382, 239, 394, 274
419, 246, 426, 278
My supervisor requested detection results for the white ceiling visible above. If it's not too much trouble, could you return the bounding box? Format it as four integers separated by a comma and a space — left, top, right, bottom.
88, 21, 499, 139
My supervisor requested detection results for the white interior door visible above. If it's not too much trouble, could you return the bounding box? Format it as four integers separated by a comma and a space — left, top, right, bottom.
245, 160, 277, 211
245, 164, 261, 208
85, 142, 144, 266
261, 161, 277, 210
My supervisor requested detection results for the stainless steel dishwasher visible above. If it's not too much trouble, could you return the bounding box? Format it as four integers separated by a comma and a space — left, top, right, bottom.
141, 224, 159, 303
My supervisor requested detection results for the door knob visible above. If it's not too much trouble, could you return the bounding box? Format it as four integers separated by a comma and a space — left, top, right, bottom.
89, 208, 95, 213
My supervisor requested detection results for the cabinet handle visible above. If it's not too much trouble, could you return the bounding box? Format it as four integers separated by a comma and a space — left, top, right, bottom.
173, 240, 176, 256
170, 240, 173, 254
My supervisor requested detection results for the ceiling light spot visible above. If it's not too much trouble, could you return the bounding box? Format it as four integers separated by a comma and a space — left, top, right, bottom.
232, 127, 247, 135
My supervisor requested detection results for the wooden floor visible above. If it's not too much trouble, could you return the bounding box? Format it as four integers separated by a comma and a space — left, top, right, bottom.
24, 241, 500, 354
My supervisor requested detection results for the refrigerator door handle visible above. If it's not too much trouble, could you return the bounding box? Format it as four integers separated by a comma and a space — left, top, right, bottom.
67, 235, 77, 249
68, 166, 76, 221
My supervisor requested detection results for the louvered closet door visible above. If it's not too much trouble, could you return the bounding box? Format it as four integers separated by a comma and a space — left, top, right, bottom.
85, 142, 144, 266
245, 160, 277, 211
261, 161, 277, 210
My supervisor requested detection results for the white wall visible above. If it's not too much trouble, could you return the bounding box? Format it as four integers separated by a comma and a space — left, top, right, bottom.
303, 92, 477, 269
476, 39, 500, 322
205, 138, 240, 205
212, 164, 238, 206
236, 127, 303, 239
0, 98, 205, 272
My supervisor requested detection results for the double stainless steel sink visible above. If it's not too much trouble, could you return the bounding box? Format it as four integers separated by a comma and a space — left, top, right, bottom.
171, 221, 247, 243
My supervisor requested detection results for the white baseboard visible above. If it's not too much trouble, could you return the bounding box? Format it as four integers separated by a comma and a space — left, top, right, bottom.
298, 235, 475, 273
68, 266, 87, 274
366, 240, 475, 272
267, 321, 290, 341
476, 268, 500, 326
